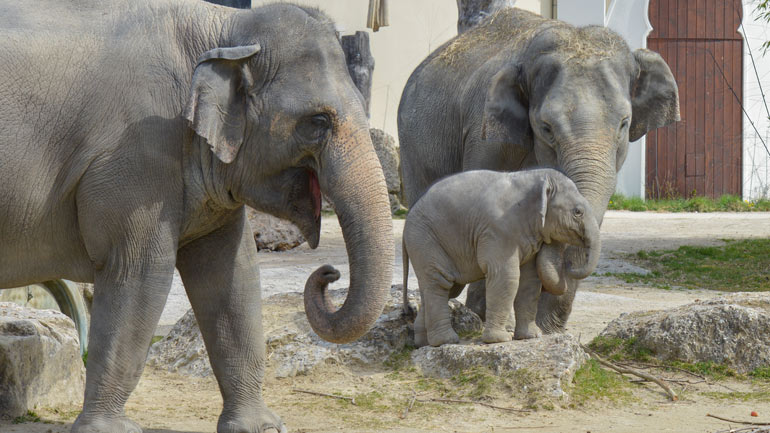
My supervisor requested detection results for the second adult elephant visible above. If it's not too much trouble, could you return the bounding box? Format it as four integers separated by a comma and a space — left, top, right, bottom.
398, 8, 679, 333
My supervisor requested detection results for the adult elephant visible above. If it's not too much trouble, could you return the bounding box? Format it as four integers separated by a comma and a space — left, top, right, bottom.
398, 8, 679, 337
0, 1, 393, 432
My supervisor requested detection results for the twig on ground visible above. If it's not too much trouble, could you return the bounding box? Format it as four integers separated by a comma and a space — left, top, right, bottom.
292, 389, 356, 405
618, 361, 707, 380
400, 390, 417, 419
707, 413, 770, 426
416, 398, 530, 413
582, 345, 678, 401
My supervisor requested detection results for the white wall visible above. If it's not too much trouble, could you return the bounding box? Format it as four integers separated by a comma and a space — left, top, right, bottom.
254, 0, 547, 141
556, 0, 650, 198
741, 0, 770, 200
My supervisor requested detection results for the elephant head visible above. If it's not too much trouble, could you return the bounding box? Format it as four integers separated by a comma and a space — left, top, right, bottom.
184, 5, 393, 343
483, 24, 679, 330
535, 172, 601, 295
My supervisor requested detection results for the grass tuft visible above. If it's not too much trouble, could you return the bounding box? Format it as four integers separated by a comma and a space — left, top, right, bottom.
620, 239, 770, 292
607, 193, 770, 212
13, 410, 41, 424
569, 360, 633, 406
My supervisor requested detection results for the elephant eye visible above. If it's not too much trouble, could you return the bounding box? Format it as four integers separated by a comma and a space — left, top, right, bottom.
297, 113, 331, 142
541, 123, 554, 139
620, 117, 630, 131
573, 207, 584, 217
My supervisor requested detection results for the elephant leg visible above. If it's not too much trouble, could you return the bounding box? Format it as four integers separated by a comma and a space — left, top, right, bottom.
513, 261, 543, 340
413, 297, 428, 348
537, 278, 579, 334
420, 279, 459, 347
72, 249, 176, 433
465, 280, 487, 321
482, 257, 518, 344
176, 209, 285, 433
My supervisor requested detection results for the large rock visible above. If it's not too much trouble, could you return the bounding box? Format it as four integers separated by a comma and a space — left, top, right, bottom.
599, 292, 770, 373
245, 207, 305, 252
411, 334, 587, 399
369, 128, 405, 213
149, 285, 422, 378
0, 302, 85, 417
146, 308, 210, 377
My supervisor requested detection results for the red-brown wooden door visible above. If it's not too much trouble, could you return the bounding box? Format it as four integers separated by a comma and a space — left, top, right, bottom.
646, 0, 743, 198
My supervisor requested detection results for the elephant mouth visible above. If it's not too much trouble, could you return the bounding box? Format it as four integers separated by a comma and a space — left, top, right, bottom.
308, 168, 321, 220
300, 167, 322, 249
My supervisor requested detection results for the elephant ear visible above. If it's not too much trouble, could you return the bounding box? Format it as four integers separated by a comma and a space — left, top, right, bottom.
538, 175, 553, 244
481, 63, 533, 154
184, 44, 261, 163
629, 49, 681, 142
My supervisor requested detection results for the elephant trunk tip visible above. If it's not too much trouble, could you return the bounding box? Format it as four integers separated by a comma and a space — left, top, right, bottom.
303, 264, 346, 342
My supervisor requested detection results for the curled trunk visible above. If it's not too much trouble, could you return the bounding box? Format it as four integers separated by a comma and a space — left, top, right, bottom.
536, 143, 616, 331
565, 216, 601, 279
304, 122, 394, 344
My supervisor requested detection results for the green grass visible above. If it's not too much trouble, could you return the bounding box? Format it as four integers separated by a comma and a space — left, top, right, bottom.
82, 350, 88, 366
750, 366, 770, 380
588, 336, 748, 381
703, 390, 770, 402
151, 335, 164, 345
608, 193, 770, 212
611, 239, 770, 292
588, 336, 654, 362
383, 344, 415, 371
569, 360, 633, 406
13, 410, 41, 424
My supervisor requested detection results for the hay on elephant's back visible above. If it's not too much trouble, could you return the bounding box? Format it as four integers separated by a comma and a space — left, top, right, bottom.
437, 8, 628, 67
438, 8, 546, 65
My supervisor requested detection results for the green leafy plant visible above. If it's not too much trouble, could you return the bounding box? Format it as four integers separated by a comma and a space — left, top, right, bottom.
13, 410, 41, 424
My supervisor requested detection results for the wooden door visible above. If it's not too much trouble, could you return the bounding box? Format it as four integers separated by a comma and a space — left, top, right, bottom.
646, 0, 743, 198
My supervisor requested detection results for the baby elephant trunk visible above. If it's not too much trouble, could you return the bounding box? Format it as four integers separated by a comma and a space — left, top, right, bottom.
537, 215, 601, 295
565, 217, 601, 279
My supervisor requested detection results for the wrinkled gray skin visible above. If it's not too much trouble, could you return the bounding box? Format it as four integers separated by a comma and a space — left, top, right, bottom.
0, 1, 394, 432
402, 169, 600, 346
398, 8, 679, 332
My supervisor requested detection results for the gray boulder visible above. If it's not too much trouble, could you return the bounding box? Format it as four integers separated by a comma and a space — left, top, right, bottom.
369, 128, 405, 213
148, 285, 419, 378
245, 207, 305, 251
411, 334, 587, 399
599, 292, 770, 373
0, 302, 85, 418
146, 308, 210, 377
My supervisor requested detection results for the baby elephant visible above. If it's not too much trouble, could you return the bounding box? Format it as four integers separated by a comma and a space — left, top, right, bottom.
402, 169, 601, 347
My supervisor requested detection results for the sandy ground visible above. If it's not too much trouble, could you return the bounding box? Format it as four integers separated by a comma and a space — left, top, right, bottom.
4, 211, 770, 433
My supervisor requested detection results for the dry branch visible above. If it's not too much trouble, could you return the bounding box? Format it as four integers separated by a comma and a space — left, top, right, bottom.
582, 345, 678, 401
400, 390, 417, 419
707, 413, 770, 426
416, 397, 530, 413
618, 361, 707, 380
292, 389, 356, 405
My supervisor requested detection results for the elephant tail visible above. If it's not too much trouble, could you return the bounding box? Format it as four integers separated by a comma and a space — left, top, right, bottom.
402, 238, 415, 319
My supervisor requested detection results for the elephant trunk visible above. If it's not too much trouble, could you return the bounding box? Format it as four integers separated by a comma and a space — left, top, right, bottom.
565, 215, 601, 279
304, 120, 394, 344
537, 142, 616, 331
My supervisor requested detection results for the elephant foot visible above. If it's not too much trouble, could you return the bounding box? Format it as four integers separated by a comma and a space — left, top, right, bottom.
218, 407, 287, 433
505, 310, 516, 333
413, 327, 429, 348
513, 322, 542, 340
72, 413, 142, 433
482, 327, 512, 344
427, 327, 459, 347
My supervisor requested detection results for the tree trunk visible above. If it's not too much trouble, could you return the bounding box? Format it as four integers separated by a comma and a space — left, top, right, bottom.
341, 31, 375, 118
456, 0, 516, 33
205, 0, 250, 9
